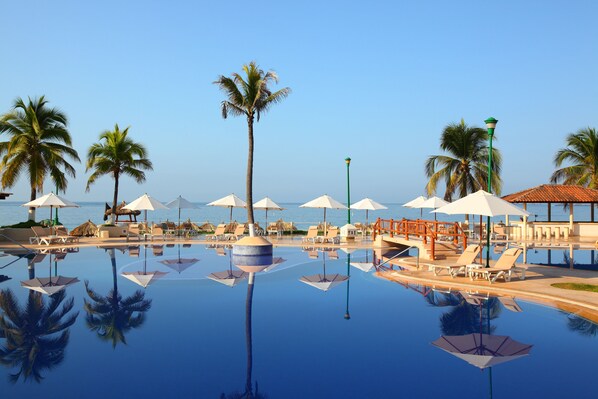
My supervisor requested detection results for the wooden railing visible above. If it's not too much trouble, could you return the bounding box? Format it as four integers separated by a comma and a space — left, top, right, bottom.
372, 218, 468, 260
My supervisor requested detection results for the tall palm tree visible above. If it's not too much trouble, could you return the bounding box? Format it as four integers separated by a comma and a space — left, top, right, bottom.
550, 127, 598, 188
0, 96, 80, 220
214, 62, 290, 236
0, 289, 78, 383
83, 248, 151, 347
425, 119, 502, 202
85, 124, 152, 224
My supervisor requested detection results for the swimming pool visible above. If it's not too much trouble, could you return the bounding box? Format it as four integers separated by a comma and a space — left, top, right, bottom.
0, 245, 596, 398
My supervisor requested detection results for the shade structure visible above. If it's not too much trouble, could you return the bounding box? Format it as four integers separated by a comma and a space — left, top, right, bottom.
21, 276, 80, 296
432, 333, 532, 369
158, 244, 199, 273
413, 196, 450, 220
253, 197, 284, 227
207, 194, 247, 224
123, 193, 169, 223
166, 195, 198, 228
403, 195, 427, 208
351, 197, 388, 226
70, 220, 98, 237
433, 190, 530, 218
299, 194, 348, 235
22, 193, 79, 232
350, 262, 375, 273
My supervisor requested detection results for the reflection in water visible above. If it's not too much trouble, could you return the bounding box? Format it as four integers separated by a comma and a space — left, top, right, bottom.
219, 254, 276, 399
21, 251, 79, 296
121, 245, 168, 288
345, 253, 351, 320
566, 314, 598, 337
0, 289, 79, 383
84, 248, 152, 347
299, 250, 348, 292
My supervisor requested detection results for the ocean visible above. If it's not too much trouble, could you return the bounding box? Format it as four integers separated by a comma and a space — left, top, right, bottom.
0, 200, 594, 231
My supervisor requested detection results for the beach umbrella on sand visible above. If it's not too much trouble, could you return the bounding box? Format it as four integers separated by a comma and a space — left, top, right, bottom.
299, 194, 347, 236
71, 220, 98, 237
253, 197, 284, 228
403, 195, 427, 218
22, 193, 79, 234
351, 197, 388, 227
413, 196, 449, 220
299, 251, 348, 292
207, 194, 247, 224
121, 245, 168, 288
166, 195, 198, 229
158, 244, 199, 273
21, 252, 79, 296
123, 193, 169, 223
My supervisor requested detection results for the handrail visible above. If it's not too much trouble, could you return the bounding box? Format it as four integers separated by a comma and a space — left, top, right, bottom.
0, 234, 36, 254
372, 218, 467, 260
377, 245, 419, 271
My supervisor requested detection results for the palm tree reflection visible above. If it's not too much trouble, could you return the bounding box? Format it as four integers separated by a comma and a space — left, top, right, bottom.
566, 314, 598, 337
83, 248, 151, 347
0, 289, 78, 383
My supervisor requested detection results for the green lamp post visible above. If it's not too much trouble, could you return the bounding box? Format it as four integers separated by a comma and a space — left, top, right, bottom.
345, 157, 351, 224
484, 117, 498, 267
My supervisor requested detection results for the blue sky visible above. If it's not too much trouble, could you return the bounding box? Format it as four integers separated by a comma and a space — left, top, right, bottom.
1, 0, 597, 204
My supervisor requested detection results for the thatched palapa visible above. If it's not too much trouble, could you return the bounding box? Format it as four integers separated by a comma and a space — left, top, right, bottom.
104, 201, 141, 222
70, 220, 98, 237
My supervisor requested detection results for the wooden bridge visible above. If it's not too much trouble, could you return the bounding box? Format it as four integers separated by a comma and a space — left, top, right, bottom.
372, 218, 468, 260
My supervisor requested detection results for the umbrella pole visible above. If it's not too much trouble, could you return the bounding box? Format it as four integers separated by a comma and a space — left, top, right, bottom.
178, 208, 181, 234
265, 208, 268, 230
229, 206, 233, 225
323, 208, 327, 236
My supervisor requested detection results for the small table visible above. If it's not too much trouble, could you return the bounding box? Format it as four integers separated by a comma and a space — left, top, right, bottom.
466, 264, 483, 279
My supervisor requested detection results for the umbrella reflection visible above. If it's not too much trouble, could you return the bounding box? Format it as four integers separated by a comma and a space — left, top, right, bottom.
208, 247, 249, 287
20, 250, 79, 296
121, 245, 168, 288
300, 250, 348, 292
158, 244, 199, 273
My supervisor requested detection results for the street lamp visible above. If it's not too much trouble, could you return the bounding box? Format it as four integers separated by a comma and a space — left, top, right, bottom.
345, 157, 351, 224
484, 117, 498, 267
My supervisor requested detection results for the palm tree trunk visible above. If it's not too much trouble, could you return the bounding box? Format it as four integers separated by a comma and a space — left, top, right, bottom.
28, 187, 36, 221
246, 117, 255, 236
111, 172, 119, 224
245, 273, 255, 396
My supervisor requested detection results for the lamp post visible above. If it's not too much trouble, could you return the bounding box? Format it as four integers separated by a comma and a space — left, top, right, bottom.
484, 117, 498, 267
345, 157, 351, 224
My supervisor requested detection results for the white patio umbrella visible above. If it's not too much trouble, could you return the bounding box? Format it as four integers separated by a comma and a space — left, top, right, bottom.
299, 194, 347, 236
22, 193, 79, 234
413, 196, 450, 220
351, 197, 387, 227
433, 190, 529, 266
253, 197, 284, 228
403, 195, 427, 218
123, 193, 169, 223
166, 195, 198, 228
207, 194, 247, 224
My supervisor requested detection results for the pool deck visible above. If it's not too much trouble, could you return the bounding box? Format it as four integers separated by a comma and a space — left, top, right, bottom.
3, 234, 598, 321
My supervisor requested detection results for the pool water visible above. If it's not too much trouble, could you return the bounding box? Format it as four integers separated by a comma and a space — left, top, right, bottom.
0, 245, 597, 399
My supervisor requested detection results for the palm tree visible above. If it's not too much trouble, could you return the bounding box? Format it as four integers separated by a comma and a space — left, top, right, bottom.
83, 248, 151, 347
0, 289, 78, 383
425, 119, 502, 201
214, 62, 290, 236
550, 127, 598, 188
85, 124, 153, 224
0, 96, 80, 220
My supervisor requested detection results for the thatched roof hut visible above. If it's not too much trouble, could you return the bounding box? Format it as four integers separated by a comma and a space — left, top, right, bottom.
71, 220, 98, 237
104, 201, 141, 222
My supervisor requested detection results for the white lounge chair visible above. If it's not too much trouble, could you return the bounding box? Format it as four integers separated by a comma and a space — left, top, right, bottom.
29, 226, 65, 246
430, 245, 481, 277
302, 226, 319, 244
205, 224, 227, 241
470, 247, 525, 283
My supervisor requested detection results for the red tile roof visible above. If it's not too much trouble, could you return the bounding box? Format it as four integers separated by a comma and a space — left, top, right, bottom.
502, 184, 598, 203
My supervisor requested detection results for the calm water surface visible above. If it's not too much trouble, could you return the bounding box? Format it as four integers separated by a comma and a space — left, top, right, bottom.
0, 245, 596, 398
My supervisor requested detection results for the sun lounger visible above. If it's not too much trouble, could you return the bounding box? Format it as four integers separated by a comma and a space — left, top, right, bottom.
318, 227, 340, 244
149, 225, 166, 241
55, 226, 80, 244
152, 245, 164, 256
128, 246, 140, 257
226, 224, 246, 241
126, 224, 143, 241
205, 224, 227, 241
498, 296, 523, 312
470, 247, 525, 283
29, 226, 66, 246
302, 226, 319, 244
430, 245, 481, 277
